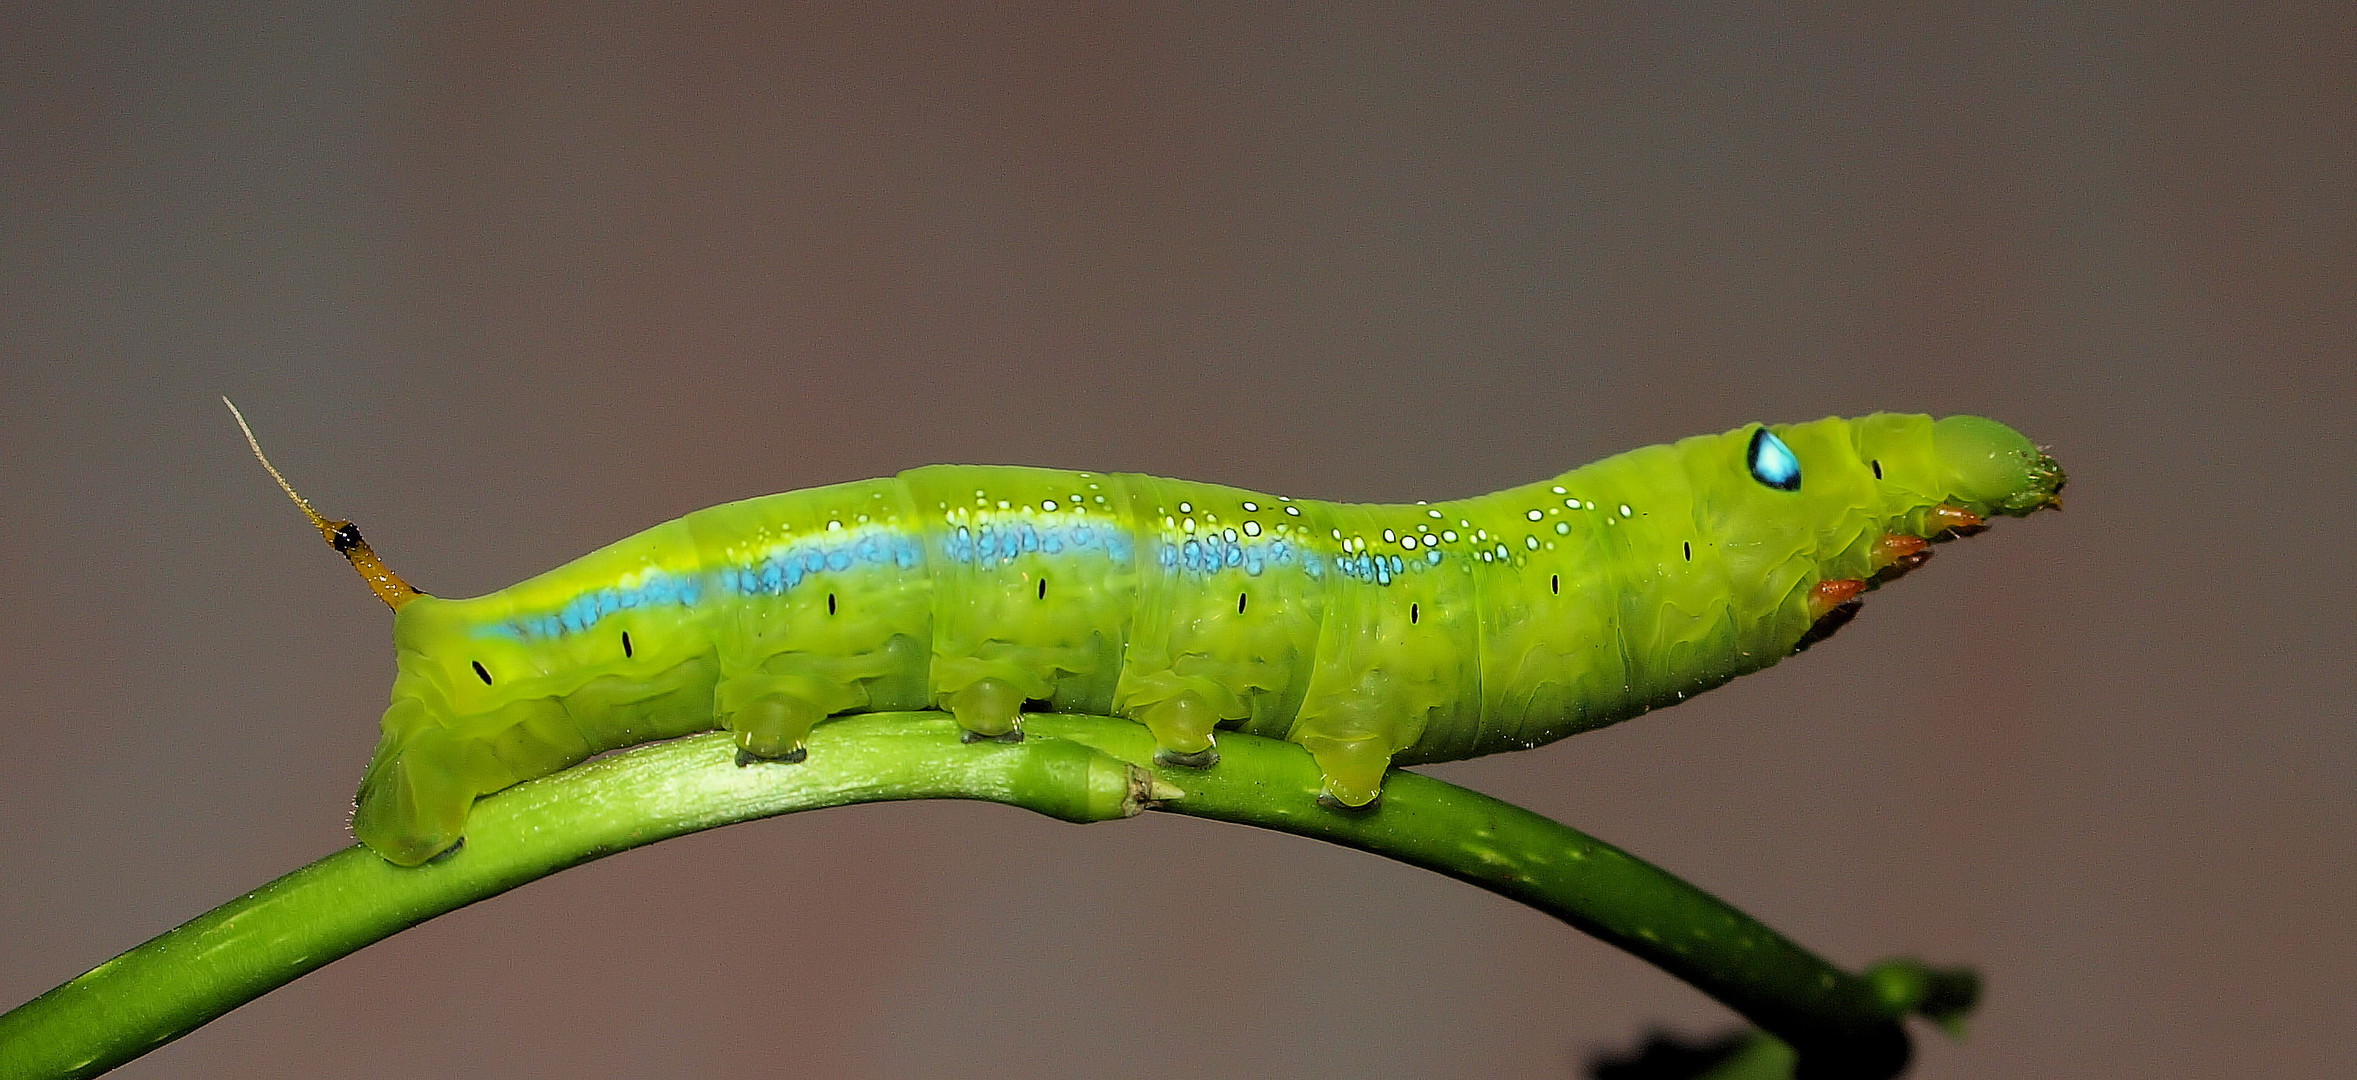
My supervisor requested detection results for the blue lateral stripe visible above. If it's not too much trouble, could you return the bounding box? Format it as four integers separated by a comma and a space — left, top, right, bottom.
725, 531, 924, 599
942, 522, 1135, 566
498, 570, 705, 641
489, 510, 1436, 641
1325, 548, 1416, 586
1155, 535, 1356, 581
493, 528, 928, 641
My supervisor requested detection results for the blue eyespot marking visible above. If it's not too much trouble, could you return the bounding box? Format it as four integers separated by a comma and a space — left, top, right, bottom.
1747, 426, 1802, 491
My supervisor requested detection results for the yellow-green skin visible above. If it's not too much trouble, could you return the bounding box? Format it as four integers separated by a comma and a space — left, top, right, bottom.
353, 414, 2063, 865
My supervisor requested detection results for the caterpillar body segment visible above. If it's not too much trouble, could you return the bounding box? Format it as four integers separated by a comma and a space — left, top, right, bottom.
342, 413, 2063, 865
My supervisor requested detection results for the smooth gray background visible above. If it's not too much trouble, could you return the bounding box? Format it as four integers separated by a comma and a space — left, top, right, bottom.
4, 4, 2351, 1077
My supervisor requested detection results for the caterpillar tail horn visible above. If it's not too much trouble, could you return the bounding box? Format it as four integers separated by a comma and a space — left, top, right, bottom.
223, 397, 426, 611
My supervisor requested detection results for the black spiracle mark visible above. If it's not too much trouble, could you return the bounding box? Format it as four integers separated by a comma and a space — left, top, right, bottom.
1237, 592, 1248, 615
1551, 573, 1559, 595
827, 593, 837, 616
472, 661, 492, 685
1683, 541, 1692, 561
1871, 459, 1884, 480
1038, 578, 1047, 600
1410, 602, 1419, 624
622, 631, 633, 658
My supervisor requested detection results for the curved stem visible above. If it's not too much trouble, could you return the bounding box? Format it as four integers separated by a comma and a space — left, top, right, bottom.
0, 714, 1968, 1080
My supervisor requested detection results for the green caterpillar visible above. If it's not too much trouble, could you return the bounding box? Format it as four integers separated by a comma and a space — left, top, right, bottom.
231, 406, 2062, 866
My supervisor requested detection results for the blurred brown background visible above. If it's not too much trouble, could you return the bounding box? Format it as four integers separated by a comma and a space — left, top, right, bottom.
3, 4, 2351, 1077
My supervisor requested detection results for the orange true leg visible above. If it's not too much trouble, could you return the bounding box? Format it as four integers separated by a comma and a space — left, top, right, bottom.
1871, 534, 1932, 577
1807, 578, 1869, 621
1927, 504, 1987, 539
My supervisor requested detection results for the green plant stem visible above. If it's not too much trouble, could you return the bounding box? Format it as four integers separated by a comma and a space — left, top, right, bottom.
0, 714, 1967, 1080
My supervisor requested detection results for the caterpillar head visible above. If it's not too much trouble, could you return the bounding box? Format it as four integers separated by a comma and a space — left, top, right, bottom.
1697, 413, 2064, 654
1850, 412, 2066, 531
1918, 414, 2067, 518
